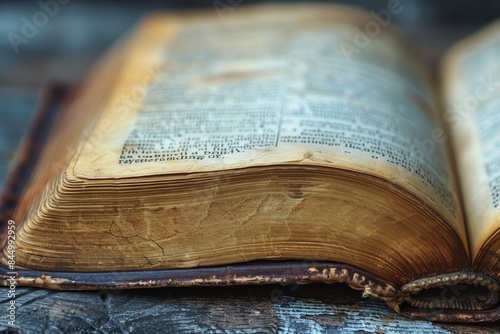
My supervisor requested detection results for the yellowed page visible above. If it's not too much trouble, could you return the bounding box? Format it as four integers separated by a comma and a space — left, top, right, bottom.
443, 20, 500, 263
70, 4, 467, 249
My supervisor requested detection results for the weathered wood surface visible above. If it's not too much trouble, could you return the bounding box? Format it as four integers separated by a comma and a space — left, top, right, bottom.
2, 285, 500, 333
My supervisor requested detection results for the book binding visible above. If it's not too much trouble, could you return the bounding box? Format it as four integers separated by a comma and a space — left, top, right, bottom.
1, 262, 499, 323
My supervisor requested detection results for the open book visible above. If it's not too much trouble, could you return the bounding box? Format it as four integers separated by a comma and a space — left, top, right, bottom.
1, 4, 499, 323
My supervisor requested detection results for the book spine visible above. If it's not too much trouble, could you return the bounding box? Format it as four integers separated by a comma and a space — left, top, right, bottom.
395, 271, 500, 322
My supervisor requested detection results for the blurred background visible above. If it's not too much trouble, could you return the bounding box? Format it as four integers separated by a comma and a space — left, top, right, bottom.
0, 0, 499, 187
1, 0, 500, 89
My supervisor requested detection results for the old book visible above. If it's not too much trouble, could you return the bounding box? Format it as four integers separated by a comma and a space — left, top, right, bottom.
1, 4, 499, 323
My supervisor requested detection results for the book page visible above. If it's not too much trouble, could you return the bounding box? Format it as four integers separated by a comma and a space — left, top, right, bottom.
443, 20, 500, 261
71, 5, 467, 247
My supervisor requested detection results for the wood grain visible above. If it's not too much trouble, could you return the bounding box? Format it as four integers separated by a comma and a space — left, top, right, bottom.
4, 284, 498, 333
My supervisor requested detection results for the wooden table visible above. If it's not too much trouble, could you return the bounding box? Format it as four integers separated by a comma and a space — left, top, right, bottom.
1, 2, 500, 332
